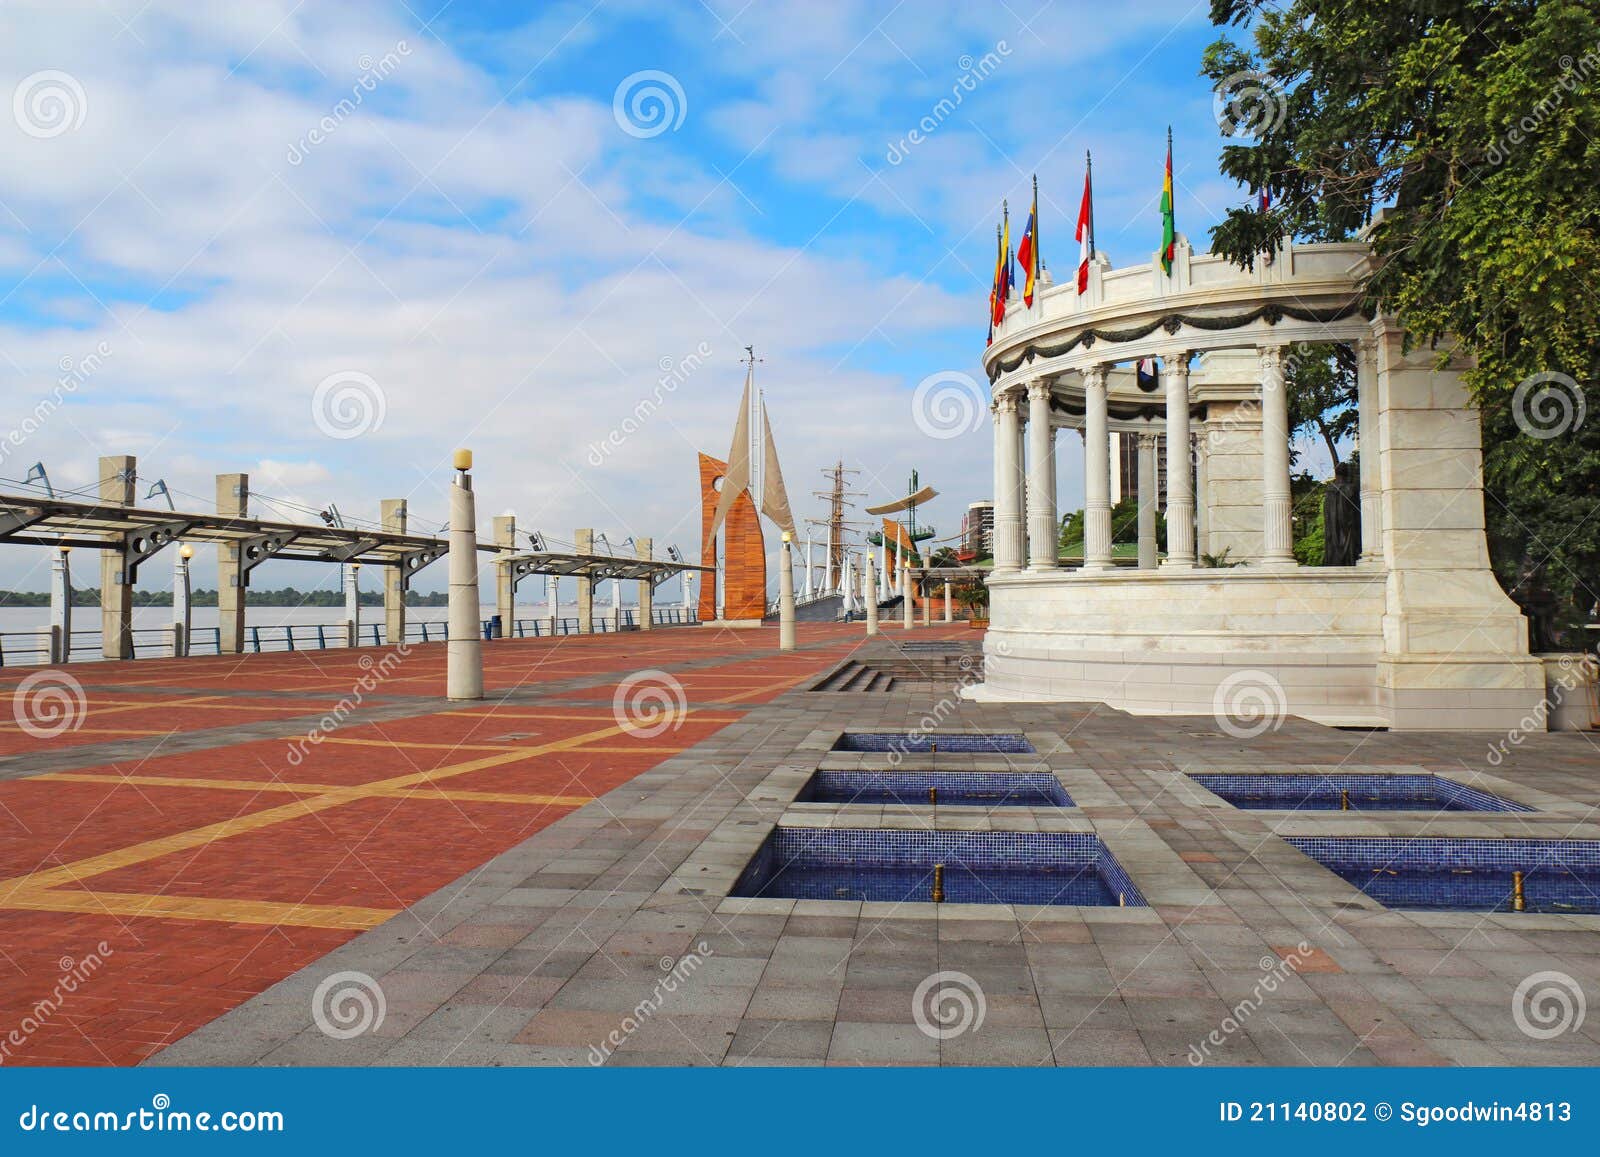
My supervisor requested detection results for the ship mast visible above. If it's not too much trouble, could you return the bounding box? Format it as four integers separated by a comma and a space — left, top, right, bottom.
806, 460, 864, 593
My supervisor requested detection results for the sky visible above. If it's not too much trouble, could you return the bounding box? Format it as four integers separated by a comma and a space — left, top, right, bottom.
0, 0, 1265, 596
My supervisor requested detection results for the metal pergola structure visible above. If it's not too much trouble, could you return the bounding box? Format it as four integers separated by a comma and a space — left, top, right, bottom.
0, 492, 474, 587
501, 550, 711, 593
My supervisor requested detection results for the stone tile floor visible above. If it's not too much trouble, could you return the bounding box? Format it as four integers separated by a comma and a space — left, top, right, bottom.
146, 632, 1600, 1067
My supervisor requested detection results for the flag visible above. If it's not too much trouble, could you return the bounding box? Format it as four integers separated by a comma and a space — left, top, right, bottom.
1017, 177, 1040, 306
1136, 357, 1158, 391
1160, 129, 1176, 275
992, 209, 1012, 325
1075, 159, 1093, 294
987, 223, 1003, 334
1258, 186, 1270, 212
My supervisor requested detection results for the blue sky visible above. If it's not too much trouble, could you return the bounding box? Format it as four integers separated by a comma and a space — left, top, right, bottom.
0, 0, 1256, 594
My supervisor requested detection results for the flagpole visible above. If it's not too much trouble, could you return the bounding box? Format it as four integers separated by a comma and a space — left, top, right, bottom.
1086, 150, 1096, 259
1032, 173, 1040, 277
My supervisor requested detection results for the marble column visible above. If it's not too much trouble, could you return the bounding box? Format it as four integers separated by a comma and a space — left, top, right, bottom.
1026, 380, 1058, 570
992, 392, 1025, 571
1194, 428, 1210, 560
1082, 366, 1113, 570
1161, 352, 1195, 567
1136, 433, 1159, 569
1259, 345, 1296, 566
1355, 337, 1382, 565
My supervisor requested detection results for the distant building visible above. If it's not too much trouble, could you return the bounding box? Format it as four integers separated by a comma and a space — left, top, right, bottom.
957, 501, 994, 561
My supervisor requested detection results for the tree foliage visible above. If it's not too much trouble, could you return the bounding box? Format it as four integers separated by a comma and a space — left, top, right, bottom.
1203, 0, 1600, 627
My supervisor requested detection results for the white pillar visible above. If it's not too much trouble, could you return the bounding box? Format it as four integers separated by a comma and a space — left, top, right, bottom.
1136, 433, 1159, 570
1162, 351, 1196, 567
779, 536, 796, 650
902, 565, 913, 629
943, 580, 952, 622
636, 537, 654, 631
1083, 366, 1113, 570
840, 552, 854, 617
802, 536, 813, 599
864, 555, 879, 635
343, 562, 360, 648
921, 579, 931, 625
611, 568, 622, 632
1194, 427, 1210, 560
575, 528, 594, 633
547, 573, 559, 633
992, 391, 1025, 572
1259, 345, 1296, 566
1356, 337, 1382, 565
173, 545, 192, 657
447, 450, 483, 700
49, 546, 72, 664
1026, 379, 1058, 570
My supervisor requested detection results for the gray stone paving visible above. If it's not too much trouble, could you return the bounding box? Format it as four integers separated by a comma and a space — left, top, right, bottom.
148, 638, 1600, 1067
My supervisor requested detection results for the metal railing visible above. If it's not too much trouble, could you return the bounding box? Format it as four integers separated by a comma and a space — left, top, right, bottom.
0, 608, 701, 668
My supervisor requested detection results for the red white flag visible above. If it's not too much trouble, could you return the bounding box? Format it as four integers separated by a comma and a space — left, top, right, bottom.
1075, 166, 1093, 294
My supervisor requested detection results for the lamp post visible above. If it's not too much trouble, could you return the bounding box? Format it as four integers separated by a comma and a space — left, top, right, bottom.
50, 544, 72, 663
345, 561, 361, 648
174, 544, 193, 657
779, 531, 797, 651
447, 449, 484, 700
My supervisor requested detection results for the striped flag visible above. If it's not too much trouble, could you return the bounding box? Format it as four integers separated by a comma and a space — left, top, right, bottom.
1076, 155, 1094, 294
1160, 128, 1176, 275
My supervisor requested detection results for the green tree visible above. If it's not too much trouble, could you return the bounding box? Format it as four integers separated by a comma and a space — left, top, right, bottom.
1287, 343, 1357, 468
1203, 0, 1600, 630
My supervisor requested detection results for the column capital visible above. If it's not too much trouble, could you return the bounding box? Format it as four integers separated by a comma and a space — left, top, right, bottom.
1026, 378, 1053, 402
993, 390, 1021, 415
1082, 363, 1109, 388
1258, 344, 1286, 371
1159, 349, 1191, 372
1136, 431, 1159, 450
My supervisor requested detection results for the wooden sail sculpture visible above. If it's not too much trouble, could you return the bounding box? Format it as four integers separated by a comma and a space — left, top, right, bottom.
700, 349, 797, 623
